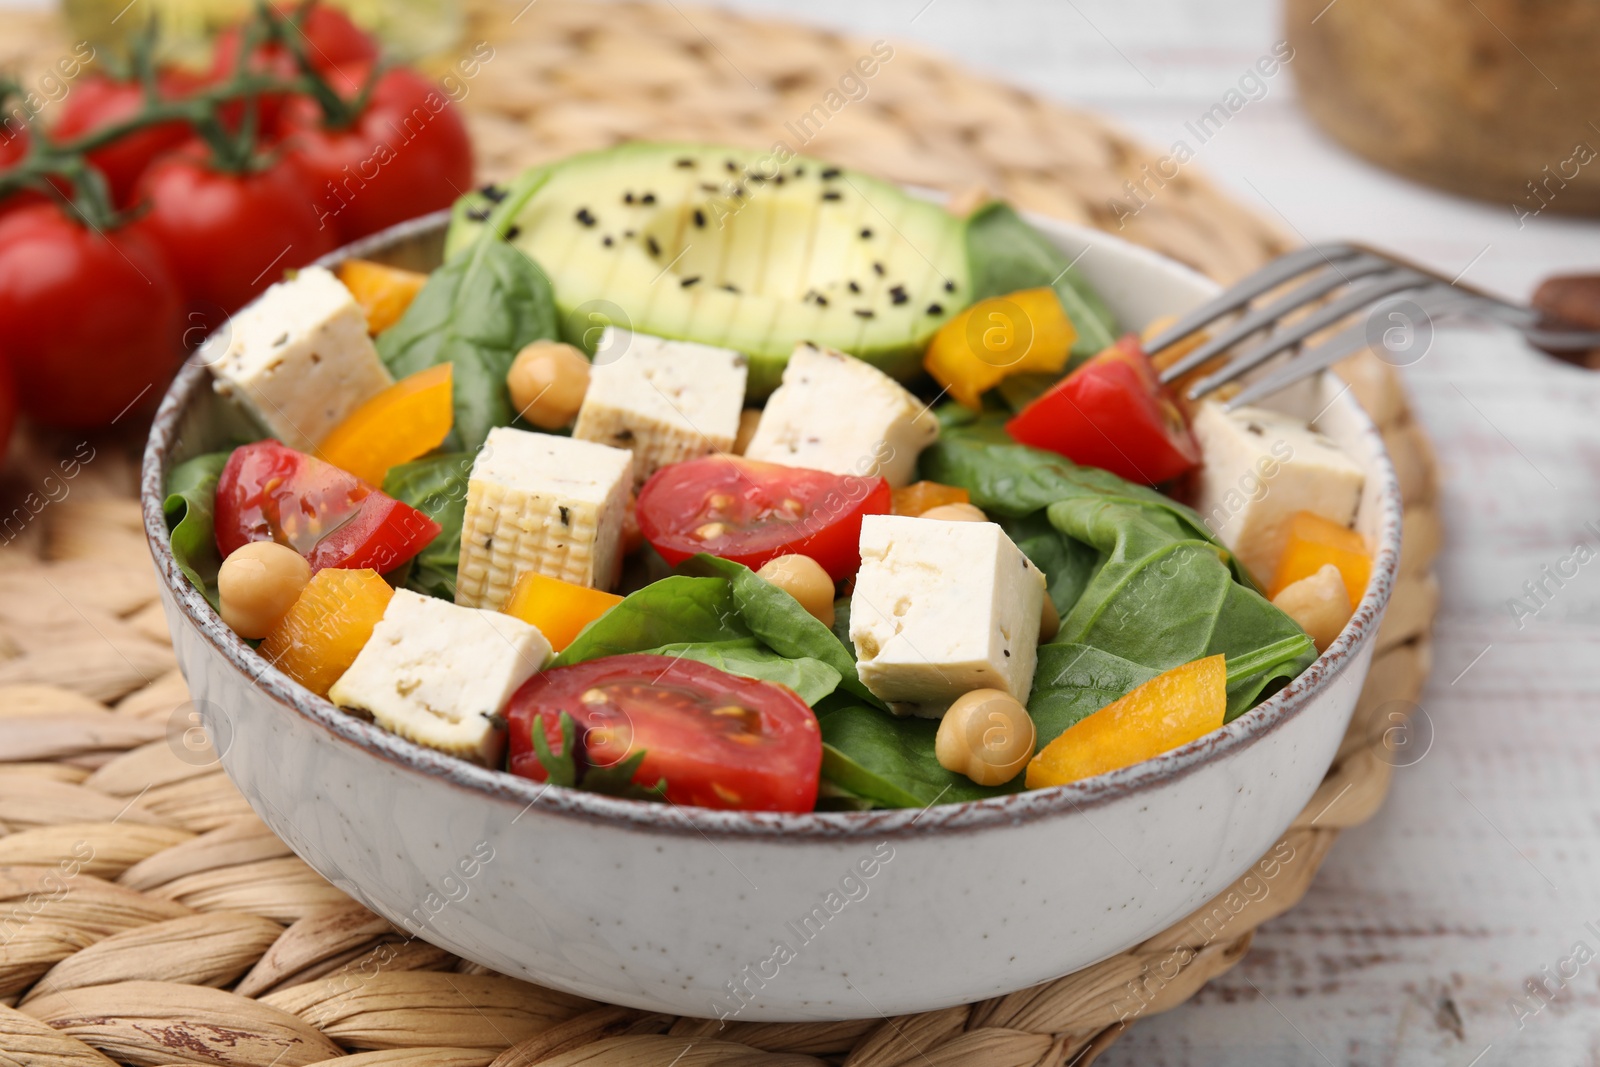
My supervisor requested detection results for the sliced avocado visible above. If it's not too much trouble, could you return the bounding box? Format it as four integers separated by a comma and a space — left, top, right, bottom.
447, 143, 971, 395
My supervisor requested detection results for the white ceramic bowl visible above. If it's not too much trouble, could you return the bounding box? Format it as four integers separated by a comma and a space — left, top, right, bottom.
141, 211, 1401, 1021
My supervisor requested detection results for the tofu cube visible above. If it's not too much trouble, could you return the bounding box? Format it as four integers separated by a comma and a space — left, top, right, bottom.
329, 589, 552, 765
456, 427, 633, 607
1190, 402, 1366, 584
204, 266, 394, 451
850, 515, 1047, 713
572, 327, 749, 486
744, 343, 938, 487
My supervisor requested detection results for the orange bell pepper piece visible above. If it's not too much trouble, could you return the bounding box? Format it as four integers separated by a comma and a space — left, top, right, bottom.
337, 259, 428, 335
924, 287, 1076, 409
1026, 654, 1227, 788
1268, 510, 1371, 604
318, 364, 454, 486
260, 568, 394, 697
891, 480, 970, 516
501, 571, 623, 652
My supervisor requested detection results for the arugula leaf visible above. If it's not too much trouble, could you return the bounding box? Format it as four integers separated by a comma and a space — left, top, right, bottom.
818, 702, 1020, 808
381, 452, 474, 601
525, 712, 666, 800
377, 180, 559, 453
964, 202, 1118, 361
164, 451, 232, 609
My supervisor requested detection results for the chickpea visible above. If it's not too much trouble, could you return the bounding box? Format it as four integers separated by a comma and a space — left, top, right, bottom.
918, 502, 988, 523
219, 542, 312, 639
507, 340, 591, 429
935, 688, 1035, 786
732, 409, 762, 455
1271, 564, 1353, 653
756, 554, 836, 627
1039, 596, 1060, 643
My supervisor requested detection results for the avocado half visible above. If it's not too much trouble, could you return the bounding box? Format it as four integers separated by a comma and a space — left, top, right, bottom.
446, 143, 971, 395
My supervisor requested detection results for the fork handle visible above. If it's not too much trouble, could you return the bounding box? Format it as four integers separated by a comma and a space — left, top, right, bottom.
1530, 273, 1600, 363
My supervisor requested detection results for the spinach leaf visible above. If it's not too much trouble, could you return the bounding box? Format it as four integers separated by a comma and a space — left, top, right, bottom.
552, 575, 743, 666
164, 451, 232, 609
1028, 643, 1160, 749
818, 703, 1020, 808
377, 238, 558, 453
382, 452, 474, 601
964, 202, 1118, 360
647, 639, 842, 706
1222, 633, 1318, 723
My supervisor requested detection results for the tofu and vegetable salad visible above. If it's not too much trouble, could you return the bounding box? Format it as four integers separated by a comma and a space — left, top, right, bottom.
163, 142, 1372, 814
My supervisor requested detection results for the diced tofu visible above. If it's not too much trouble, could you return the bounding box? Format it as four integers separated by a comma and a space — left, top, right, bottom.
1190, 402, 1365, 584
329, 589, 552, 765
850, 515, 1046, 713
744, 343, 938, 487
456, 427, 633, 607
204, 266, 394, 451
572, 327, 749, 486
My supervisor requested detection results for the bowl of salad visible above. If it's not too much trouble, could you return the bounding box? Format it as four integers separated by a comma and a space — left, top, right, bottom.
141, 142, 1401, 1021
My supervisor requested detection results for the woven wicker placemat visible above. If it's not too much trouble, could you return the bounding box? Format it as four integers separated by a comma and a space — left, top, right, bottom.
0, 3, 1441, 1064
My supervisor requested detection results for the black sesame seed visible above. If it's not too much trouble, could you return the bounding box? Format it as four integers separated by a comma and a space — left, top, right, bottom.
641, 192, 657, 205
722, 283, 740, 293
693, 208, 706, 227
749, 173, 767, 184
575, 207, 597, 227
944, 279, 956, 292
889, 285, 908, 305
675, 157, 696, 168
1003, 649, 1011, 658
820, 167, 840, 179
815, 294, 829, 307
558, 506, 570, 526
793, 165, 805, 177
681, 275, 701, 288
646, 235, 661, 256
466, 205, 491, 222
602, 235, 614, 247
774, 174, 785, 185
821, 190, 843, 201
624, 191, 635, 204
624, 229, 635, 238
505, 225, 521, 240
734, 185, 748, 199
859, 227, 873, 239
872, 262, 885, 276
848, 280, 861, 294
926, 302, 944, 315
725, 160, 738, 172
700, 182, 720, 193
854, 309, 875, 319
479, 184, 507, 202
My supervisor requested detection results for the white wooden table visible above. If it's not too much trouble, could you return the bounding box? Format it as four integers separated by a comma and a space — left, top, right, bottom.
8, 0, 1594, 1060
710, 2, 1600, 1064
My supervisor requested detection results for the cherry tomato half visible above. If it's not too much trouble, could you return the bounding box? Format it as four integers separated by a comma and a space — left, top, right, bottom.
279, 64, 473, 242
1005, 335, 1200, 486
507, 653, 822, 813
215, 440, 440, 573
636, 455, 890, 582
0, 203, 184, 428
132, 146, 336, 329
51, 72, 202, 206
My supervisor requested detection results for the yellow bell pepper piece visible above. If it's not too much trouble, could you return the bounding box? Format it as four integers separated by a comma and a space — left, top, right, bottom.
924, 287, 1076, 409
260, 568, 394, 697
501, 571, 623, 653
318, 364, 454, 486
1269, 510, 1371, 605
891, 480, 970, 516
337, 259, 428, 335
1025, 654, 1227, 788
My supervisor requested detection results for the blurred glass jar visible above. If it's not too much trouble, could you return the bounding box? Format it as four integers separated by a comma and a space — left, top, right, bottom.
1286, 0, 1600, 217
61, 0, 463, 68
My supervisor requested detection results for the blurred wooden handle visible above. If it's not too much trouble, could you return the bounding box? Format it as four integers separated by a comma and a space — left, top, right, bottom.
1531, 273, 1600, 368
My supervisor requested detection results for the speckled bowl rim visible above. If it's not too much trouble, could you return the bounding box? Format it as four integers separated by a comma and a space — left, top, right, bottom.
140, 208, 1403, 842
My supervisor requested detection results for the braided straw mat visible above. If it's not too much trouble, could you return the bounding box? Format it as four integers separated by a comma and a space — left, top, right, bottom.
0, 1, 1442, 1063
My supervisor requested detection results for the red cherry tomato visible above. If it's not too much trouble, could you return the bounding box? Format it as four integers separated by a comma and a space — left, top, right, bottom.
280, 63, 473, 241
215, 440, 441, 573
211, 1, 379, 82
0, 203, 183, 428
508, 654, 822, 812
0, 349, 15, 467
1005, 335, 1201, 486
132, 146, 336, 328
50, 72, 201, 206
637, 455, 890, 582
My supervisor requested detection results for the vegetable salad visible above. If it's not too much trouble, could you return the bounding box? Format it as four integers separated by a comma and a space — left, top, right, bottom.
165, 142, 1371, 814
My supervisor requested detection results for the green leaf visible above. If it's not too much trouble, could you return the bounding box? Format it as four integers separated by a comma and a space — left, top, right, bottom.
1222, 633, 1317, 723
527, 710, 579, 787
817, 702, 1020, 809
377, 221, 559, 453
163, 451, 232, 610
552, 575, 746, 667
1027, 643, 1160, 749
525, 712, 666, 800
381, 452, 474, 601
583, 748, 668, 801
964, 202, 1118, 360
644, 639, 842, 707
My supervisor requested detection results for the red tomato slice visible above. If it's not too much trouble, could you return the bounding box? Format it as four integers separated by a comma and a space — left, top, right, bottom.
636, 455, 889, 581
507, 654, 822, 813
1005, 334, 1200, 485
215, 440, 440, 573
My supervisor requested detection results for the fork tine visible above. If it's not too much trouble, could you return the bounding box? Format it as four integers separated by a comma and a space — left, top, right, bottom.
1158, 253, 1393, 383
1183, 272, 1436, 400
1143, 242, 1364, 354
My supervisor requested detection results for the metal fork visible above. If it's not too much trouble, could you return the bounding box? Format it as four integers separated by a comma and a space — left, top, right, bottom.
1143, 242, 1600, 410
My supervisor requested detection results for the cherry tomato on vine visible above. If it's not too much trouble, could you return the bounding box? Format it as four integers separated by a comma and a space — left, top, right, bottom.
0, 203, 184, 428
211, 1, 379, 82
131, 145, 336, 328
280, 63, 473, 241
51, 72, 203, 206
0, 350, 16, 467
